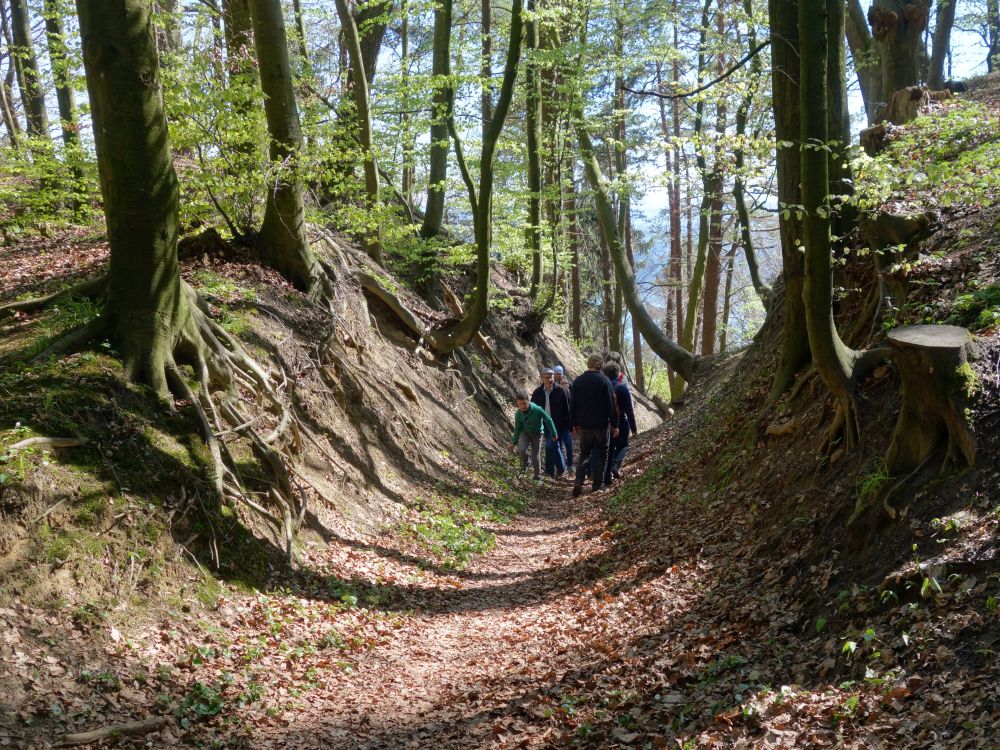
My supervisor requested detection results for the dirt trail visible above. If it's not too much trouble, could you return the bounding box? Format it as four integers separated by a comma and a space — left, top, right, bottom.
282, 484, 618, 749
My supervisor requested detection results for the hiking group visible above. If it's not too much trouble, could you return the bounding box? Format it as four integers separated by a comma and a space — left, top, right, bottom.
510, 354, 638, 497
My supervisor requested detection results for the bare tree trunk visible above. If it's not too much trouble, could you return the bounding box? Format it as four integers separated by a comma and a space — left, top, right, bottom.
291, 0, 309, 68
42, 0, 78, 152
719, 239, 737, 353
928, 0, 956, 90
869, 0, 930, 97
335, 0, 382, 262
358, 0, 393, 86
249, 0, 328, 292
400, 7, 414, 203
481, 0, 492, 139
988, 0, 999, 73
569, 187, 581, 339
846, 0, 882, 123
768, 0, 809, 399
9, 0, 48, 140
600, 228, 614, 351
420, 0, 453, 242
0, 2, 22, 149
525, 0, 542, 299
625, 207, 644, 392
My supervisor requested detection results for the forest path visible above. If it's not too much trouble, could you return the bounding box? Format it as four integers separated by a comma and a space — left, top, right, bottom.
277, 479, 632, 749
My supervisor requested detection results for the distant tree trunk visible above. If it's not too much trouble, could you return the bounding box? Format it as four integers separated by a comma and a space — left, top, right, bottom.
868, 0, 930, 98
42, 0, 79, 152
481, 0, 493, 139
420, 0, 452, 242
733, 0, 770, 304
526, 0, 542, 299
0, 2, 22, 149
928, 0, 956, 90
569, 188, 582, 339
223, 0, 254, 76
422, 0, 522, 354
827, 0, 854, 238
600, 228, 614, 350
719, 240, 737, 353
249, 0, 328, 292
74, 0, 192, 398
335, 0, 382, 262
768, 0, 809, 400
578, 119, 695, 382
988, 0, 999, 73
9, 0, 48, 140
357, 0, 393, 86
399, 7, 414, 203
626, 207, 645, 392
154, 0, 182, 56
291, 0, 309, 68
846, 0, 882, 123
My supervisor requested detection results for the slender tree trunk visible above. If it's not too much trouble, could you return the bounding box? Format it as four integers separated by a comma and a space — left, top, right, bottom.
526, 0, 542, 299
625, 207, 644, 392
801, 0, 860, 446
9, 0, 48, 140
291, 0, 309, 68
701, 181, 724, 355
335, 0, 382, 262
42, 0, 78, 152
0, 3, 22, 149
569, 187, 582, 339
578, 119, 695, 382
420, 0, 452, 241
249, 0, 327, 291
154, 0, 182, 56
846, 0, 882, 123
719, 240, 737, 353
768, 0, 809, 399
481, 0, 492, 139
600, 227, 614, 350
357, 0, 393, 86
928, 0, 956, 90
988, 0, 999, 73
400, 7, 414, 204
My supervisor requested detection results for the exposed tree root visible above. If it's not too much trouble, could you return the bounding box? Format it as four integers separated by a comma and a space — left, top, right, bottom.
0, 274, 108, 319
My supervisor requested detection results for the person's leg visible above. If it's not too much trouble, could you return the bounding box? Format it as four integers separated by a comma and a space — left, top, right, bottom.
612, 433, 630, 475
529, 434, 542, 479
560, 429, 574, 470
590, 428, 609, 491
517, 433, 530, 473
574, 430, 595, 490
544, 438, 558, 477
603, 433, 617, 485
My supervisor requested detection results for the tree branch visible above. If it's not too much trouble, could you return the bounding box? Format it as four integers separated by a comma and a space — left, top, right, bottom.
624, 39, 770, 101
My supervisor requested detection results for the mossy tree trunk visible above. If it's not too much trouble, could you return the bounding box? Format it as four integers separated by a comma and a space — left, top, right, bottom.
76, 0, 201, 399
846, 0, 882, 124
335, 0, 382, 263
800, 0, 862, 449
249, 0, 329, 292
768, 0, 809, 400
9, 0, 48, 141
42, 0, 78, 152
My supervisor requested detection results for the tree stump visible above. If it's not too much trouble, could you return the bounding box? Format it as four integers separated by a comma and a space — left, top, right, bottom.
885, 325, 977, 475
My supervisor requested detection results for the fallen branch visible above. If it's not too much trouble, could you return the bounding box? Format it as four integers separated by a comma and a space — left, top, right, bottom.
7, 436, 87, 452
56, 716, 169, 747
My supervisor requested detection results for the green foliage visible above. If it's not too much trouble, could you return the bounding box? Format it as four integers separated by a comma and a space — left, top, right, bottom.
852, 459, 889, 522
852, 102, 1000, 212
0, 137, 99, 237
948, 283, 1000, 331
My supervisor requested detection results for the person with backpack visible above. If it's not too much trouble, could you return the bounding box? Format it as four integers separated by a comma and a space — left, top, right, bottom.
601, 361, 638, 484
570, 354, 618, 497
531, 368, 572, 478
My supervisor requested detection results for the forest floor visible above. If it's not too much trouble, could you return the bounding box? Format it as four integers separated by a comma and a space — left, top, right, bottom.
6, 406, 998, 749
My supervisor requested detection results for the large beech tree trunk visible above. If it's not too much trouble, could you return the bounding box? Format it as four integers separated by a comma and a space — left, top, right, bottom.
249, 0, 329, 291
75, 0, 198, 398
578, 120, 695, 383
868, 0, 930, 99
9, 0, 48, 140
768, 0, 809, 400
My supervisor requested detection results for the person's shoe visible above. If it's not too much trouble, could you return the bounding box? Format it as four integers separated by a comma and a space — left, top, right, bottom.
611, 468, 622, 480
592, 483, 603, 493
572, 484, 583, 498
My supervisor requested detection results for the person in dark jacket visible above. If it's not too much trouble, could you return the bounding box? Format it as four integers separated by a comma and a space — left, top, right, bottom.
570, 354, 618, 497
601, 362, 638, 484
531, 369, 572, 477
551, 364, 574, 469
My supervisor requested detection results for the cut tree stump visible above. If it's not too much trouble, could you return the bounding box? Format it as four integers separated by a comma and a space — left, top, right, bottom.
885, 325, 977, 475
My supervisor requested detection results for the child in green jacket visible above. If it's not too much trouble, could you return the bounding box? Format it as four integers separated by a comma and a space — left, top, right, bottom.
511, 391, 558, 481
